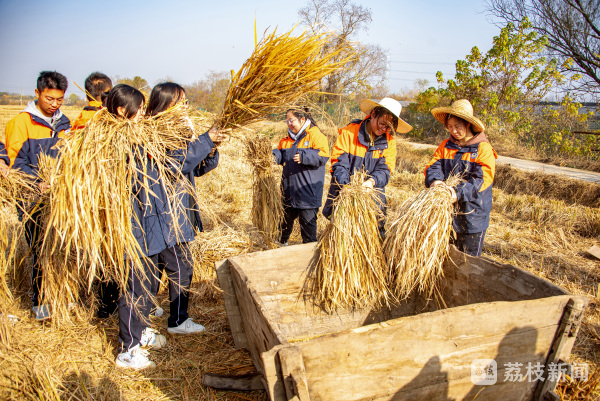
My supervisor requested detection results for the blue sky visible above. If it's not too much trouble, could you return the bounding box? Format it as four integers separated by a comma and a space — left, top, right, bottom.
0, 0, 500, 97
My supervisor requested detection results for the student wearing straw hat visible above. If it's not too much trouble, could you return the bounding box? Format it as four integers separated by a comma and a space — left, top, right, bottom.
323, 98, 412, 235
273, 107, 329, 245
144, 82, 223, 333
424, 99, 498, 257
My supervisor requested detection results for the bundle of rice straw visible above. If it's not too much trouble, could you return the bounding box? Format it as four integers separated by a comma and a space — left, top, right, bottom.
0, 170, 41, 299
307, 172, 389, 313
35, 106, 198, 319
244, 135, 283, 243
216, 26, 357, 130
383, 176, 460, 301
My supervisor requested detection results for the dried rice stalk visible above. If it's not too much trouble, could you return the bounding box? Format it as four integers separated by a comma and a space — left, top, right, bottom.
383, 176, 460, 301
244, 135, 283, 243
216, 27, 357, 130
308, 172, 388, 313
0, 170, 41, 299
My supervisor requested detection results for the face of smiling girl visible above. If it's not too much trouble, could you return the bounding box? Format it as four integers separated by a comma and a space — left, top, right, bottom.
286, 111, 306, 135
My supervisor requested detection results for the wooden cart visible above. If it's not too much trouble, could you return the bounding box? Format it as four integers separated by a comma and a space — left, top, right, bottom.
215, 244, 588, 401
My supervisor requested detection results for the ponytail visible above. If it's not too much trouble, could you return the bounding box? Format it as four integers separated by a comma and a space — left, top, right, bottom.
287, 107, 318, 128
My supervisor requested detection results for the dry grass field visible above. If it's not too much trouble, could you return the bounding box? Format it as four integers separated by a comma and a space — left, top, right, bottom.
0, 105, 598, 400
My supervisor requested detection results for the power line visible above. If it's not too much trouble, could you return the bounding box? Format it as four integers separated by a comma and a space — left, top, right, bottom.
389, 61, 455, 65
389, 69, 451, 74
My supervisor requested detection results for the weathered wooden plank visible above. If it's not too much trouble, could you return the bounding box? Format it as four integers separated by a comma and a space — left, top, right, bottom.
293, 296, 573, 401
202, 373, 264, 391
440, 246, 567, 307
278, 346, 310, 401
534, 297, 588, 401
215, 259, 248, 349
587, 245, 600, 260
261, 345, 287, 401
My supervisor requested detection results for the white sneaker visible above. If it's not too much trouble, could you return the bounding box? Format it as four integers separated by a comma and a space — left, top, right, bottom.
140, 327, 167, 349
154, 306, 164, 317
115, 345, 155, 370
167, 318, 205, 334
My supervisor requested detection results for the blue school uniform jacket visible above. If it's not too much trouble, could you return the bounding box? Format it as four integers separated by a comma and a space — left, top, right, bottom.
273, 125, 329, 209
131, 132, 216, 256
322, 117, 397, 218
424, 133, 498, 234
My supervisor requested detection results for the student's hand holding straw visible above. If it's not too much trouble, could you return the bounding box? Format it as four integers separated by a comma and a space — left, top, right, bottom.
0, 160, 8, 177
38, 181, 50, 193
362, 177, 375, 189
208, 126, 228, 145
431, 180, 457, 203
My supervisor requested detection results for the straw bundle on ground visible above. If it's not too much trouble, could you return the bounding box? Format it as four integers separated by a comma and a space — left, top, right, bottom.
383, 177, 460, 301
34, 107, 198, 319
244, 135, 283, 243
307, 172, 388, 313
216, 27, 357, 130
0, 170, 41, 299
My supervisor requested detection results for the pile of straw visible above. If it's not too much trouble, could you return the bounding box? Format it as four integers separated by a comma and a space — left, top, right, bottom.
0, 170, 41, 299
308, 172, 388, 313
216, 27, 357, 130
244, 135, 283, 243
383, 177, 459, 301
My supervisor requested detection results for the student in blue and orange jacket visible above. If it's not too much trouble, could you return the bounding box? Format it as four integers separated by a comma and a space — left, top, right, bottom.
71, 72, 113, 131
323, 98, 412, 236
273, 108, 329, 244
424, 99, 498, 257
4, 71, 71, 320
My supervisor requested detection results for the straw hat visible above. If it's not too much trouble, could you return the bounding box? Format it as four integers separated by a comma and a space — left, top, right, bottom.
431, 99, 485, 133
360, 97, 413, 134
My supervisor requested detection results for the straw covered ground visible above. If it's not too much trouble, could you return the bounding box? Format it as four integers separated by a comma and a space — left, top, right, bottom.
1, 106, 599, 399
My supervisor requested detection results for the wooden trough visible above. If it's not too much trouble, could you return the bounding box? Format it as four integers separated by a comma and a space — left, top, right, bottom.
215, 243, 588, 401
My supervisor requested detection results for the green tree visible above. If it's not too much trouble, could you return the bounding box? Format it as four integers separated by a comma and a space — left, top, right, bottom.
66, 93, 84, 106
184, 71, 230, 113
486, 0, 600, 96
116, 76, 149, 91
416, 19, 566, 131
413, 19, 596, 159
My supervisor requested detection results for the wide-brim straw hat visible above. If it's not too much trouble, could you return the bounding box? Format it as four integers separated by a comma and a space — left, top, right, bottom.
431, 99, 485, 133
360, 97, 413, 134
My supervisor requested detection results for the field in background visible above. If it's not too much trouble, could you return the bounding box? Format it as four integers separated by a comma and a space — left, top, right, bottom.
0, 105, 598, 400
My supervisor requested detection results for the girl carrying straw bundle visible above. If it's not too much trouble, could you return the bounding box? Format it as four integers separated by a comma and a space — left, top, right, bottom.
424, 99, 498, 257
273, 108, 329, 245
145, 82, 222, 332
107, 84, 223, 370
323, 98, 412, 236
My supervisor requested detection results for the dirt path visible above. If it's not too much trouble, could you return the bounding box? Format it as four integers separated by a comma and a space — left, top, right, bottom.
405, 141, 600, 184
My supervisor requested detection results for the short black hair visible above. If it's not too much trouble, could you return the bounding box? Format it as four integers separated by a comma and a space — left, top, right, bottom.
84, 72, 113, 102
371, 106, 399, 131
146, 82, 185, 116
105, 84, 145, 119
37, 71, 68, 93
286, 107, 318, 127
